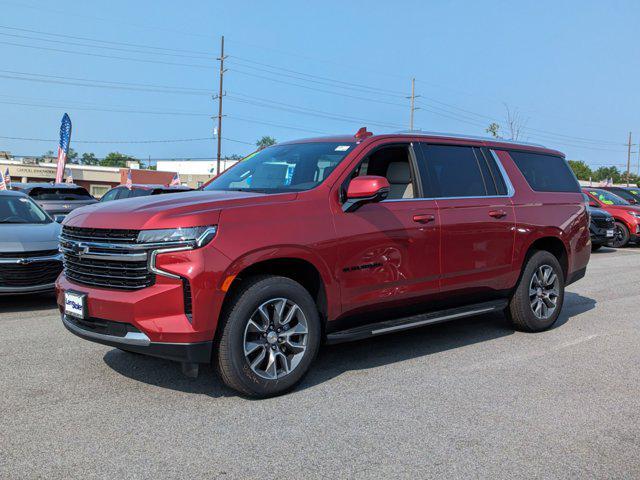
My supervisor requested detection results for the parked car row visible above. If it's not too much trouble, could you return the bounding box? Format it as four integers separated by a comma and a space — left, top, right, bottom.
583, 187, 640, 248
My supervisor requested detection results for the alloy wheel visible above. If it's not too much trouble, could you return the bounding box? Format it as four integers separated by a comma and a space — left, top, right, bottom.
243, 298, 309, 380
528, 265, 560, 320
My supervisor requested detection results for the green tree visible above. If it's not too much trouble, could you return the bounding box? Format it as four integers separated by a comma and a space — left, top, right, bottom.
67, 148, 79, 163
485, 123, 501, 139
567, 160, 592, 180
40, 148, 78, 162
593, 166, 621, 183
80, 152, 100, 165
256, 136, 277, 149
101, 152, 137, 168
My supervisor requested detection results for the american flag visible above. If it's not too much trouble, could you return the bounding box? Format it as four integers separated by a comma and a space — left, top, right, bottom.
125, 169, 133, 189
0, 168, 7, 191
3, 168, 10, 188
55, 113, 72, 184
169, 172, 181, 186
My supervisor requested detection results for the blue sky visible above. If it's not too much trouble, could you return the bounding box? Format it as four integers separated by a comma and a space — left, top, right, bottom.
1, 0, 639, 170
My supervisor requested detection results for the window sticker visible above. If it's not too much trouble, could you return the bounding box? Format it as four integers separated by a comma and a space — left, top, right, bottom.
335, 145, 351, 152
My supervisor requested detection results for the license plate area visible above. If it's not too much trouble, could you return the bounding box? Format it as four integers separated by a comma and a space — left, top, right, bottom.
64, 290, 86, 319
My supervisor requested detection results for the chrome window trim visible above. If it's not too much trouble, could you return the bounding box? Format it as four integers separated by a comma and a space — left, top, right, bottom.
381, 148, 515, 202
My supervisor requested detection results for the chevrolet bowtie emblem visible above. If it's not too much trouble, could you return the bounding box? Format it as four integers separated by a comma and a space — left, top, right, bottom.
72, 242, 90, 256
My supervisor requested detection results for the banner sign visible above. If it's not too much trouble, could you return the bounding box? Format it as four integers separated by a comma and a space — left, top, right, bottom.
55, 113, 72, 184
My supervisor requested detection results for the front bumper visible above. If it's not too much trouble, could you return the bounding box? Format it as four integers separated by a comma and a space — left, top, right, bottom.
61, 313, 212, 362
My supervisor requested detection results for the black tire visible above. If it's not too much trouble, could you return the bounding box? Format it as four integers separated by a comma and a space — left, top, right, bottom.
215, 275, 321, 398
591, 244, 603, 252
607, 221, 630, 248
507, 250, 565, 332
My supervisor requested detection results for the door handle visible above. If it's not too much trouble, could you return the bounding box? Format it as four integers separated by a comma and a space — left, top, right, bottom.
488, 209, 507, 219
413, 214, 435, 223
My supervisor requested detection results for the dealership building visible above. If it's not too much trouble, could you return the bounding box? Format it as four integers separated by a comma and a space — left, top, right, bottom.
0, 153, 220, 197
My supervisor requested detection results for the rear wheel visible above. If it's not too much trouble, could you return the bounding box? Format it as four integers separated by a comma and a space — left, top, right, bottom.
607, 221, 630, 248
507, 250, 565, 332
215, 275, 321, 398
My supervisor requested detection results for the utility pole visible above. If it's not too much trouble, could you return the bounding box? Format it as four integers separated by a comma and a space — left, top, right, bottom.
626, 131, 632, 186
215, 35, 227, 176
407, 78, 420, 131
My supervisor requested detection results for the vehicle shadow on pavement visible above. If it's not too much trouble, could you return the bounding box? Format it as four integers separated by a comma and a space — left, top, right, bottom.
102, 292, 595, 398
0, 294, 58, 314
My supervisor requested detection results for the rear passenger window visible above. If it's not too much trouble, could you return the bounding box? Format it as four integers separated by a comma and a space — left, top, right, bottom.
508, 151, 580, 193
420, 144, 489, 198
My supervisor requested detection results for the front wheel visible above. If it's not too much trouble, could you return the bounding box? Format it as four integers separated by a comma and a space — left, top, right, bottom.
215, 275, 321, 398
507, 250, 565, 332
607, 222, 630, 248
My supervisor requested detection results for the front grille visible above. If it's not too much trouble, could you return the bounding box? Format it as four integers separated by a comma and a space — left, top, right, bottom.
61, 226, 139, 243
593, 217, 614, 229
61, 226, 154, 290
0, 261, 62, 287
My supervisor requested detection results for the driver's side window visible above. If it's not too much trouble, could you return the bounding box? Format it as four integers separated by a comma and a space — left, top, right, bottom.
350, 145, 416, 200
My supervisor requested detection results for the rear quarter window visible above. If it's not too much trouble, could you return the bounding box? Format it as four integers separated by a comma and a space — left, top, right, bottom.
508, 151, 580, 193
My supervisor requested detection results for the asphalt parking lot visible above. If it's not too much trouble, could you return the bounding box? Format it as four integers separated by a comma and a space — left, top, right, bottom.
1, 246, 639, 479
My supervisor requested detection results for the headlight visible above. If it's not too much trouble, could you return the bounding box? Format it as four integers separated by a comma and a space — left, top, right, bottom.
137, 225, 217, 247
627, 211, 640, 218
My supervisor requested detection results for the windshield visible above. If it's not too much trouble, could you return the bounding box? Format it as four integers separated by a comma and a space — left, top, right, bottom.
587, 189, 630, 206
28, 187, 93, 201
204, 142, 356, 193
0, 195, 52, 224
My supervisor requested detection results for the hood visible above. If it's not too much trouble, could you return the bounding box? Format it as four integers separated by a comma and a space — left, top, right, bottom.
588, 207, 612, 218
0, 221, 61, 253
63, 190, 298, 230
602, 203, 640, 214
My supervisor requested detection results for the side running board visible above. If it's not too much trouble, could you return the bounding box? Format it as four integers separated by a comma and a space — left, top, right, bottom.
325, 299, 508, 345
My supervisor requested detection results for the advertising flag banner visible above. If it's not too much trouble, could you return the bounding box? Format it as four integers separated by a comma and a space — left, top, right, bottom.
125, 169, 133, 189
169, 172, 181, 186
55, 113, 72, 184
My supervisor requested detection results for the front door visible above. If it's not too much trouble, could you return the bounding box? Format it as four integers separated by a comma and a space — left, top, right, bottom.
332, 142, 440, 318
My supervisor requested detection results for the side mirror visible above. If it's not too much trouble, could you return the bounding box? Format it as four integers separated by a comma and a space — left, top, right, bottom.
589, 202, 599, 208
342, 176, 390, 212
54, 215, 65, 223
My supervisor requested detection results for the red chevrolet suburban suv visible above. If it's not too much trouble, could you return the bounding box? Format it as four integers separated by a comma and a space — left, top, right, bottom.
57, 130, 590, 397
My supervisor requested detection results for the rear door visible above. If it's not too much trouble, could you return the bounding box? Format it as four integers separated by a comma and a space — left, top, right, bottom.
417, 143, 516, 295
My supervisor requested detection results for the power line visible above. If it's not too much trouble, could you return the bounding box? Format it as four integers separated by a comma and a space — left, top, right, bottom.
0, 70, 211, 95
0, 31, 214, 61
229, 68, 407, 108
0, 40, 214, 69
228, 56, 407, 98
0, 24, 214, 56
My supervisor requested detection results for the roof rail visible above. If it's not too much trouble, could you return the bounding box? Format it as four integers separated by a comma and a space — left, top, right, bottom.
394, 130, 546, 148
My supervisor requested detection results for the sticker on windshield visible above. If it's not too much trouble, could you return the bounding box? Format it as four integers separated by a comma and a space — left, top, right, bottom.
335, 145, 351, 152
